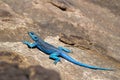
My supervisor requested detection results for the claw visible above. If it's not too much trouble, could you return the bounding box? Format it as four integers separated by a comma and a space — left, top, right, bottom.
54, 59, 61, 65
54, 61, 57, 65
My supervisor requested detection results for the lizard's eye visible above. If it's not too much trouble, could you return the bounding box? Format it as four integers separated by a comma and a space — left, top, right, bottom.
31, 32, 34, 35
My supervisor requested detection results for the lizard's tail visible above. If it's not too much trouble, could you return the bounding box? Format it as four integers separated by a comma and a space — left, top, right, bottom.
60, 53, 113, 70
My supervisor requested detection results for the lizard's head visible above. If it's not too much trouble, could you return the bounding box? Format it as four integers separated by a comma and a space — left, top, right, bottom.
28, 32, 39, 41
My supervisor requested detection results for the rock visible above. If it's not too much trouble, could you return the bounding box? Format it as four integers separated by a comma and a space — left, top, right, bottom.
70, 0, 120, 62
0, 61, 61, 80
59, 33, 93, 50
0, 0, 120, 80
0, 51, 29, 67
0, 61, 29, 80
0, 9, 12, 17
28, 66, 61, 80
1, 0, 119, 61
0, 40, 120, 80
0, 51, 61, 80
85, 0, 120, 16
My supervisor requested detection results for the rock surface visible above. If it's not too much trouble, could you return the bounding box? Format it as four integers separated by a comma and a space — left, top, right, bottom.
0, 0, 120, 80
0, 51, 61, 80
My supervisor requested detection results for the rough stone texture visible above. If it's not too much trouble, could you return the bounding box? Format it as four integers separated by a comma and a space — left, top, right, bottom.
0, 51, 29, 67
0, 51, 61, 80
0, 39, 120, 80
59, 33, 93, 50
0, 0, 120, 80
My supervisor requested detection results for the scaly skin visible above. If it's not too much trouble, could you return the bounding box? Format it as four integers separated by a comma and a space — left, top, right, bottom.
23, 32, 113, 70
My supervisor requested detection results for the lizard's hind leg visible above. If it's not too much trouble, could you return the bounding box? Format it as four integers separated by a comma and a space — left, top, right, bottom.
58, 46, 71, 53
49, 52, 61, 64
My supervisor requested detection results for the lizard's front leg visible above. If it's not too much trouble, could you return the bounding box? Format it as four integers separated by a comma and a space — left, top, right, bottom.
23, 41, 37, 48
58, 46, 71, 53
49, 52, 61, 64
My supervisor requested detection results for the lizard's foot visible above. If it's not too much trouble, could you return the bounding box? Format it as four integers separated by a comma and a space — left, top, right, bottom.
58, 46, 71, 53
22, 41, 37, 48
49, 53, 61, 64
22, 41, 29, 44
54, 58, 61, 65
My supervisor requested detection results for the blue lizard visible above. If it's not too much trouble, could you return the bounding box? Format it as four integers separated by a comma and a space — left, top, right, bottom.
23, 32, 113, 70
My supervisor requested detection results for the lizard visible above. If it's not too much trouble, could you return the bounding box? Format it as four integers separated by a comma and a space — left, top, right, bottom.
23, 32, 113, 70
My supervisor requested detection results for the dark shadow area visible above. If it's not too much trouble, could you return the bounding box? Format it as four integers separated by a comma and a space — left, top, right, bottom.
0, 9, 12, 17
85, 0, 120, 16
0, 61, 29, 80
0, 51, 26, 64
49, 0, 74, 11
0, 61, 61, 80
59, 33, 93, 50
28, 65, 61, 80
0, 51, 61, 80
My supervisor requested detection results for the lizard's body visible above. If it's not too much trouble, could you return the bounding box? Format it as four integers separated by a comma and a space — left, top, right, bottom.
23, 32, 112, 70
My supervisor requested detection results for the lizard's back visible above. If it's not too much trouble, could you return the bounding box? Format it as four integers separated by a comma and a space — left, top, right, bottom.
36, 39, 59, 54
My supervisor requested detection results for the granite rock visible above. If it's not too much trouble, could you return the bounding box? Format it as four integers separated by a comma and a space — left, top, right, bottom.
0, 0, 120, 80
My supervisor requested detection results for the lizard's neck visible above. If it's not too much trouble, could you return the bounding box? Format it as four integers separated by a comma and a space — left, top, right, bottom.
36, 37, 44, 43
